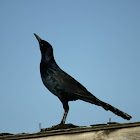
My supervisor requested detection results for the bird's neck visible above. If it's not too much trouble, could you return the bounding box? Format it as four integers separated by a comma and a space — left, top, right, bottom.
42, 54, 53, 62
41, 54, 58, 67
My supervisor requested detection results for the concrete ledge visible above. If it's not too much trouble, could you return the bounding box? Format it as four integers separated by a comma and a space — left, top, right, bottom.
0, 122, 140, 140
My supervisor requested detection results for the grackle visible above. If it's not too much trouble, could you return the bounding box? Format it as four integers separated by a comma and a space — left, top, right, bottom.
34, 34, 132, 125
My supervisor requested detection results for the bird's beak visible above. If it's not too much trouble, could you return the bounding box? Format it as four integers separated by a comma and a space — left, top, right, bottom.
34, 33, 42, 43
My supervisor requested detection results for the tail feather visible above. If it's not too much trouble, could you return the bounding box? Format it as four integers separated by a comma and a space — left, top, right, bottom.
80, 94, 132, 120
99, 100, 132, 120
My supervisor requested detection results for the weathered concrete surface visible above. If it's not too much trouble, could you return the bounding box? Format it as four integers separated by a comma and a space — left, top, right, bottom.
1, 122, 140, 140
24, 126, 140, 140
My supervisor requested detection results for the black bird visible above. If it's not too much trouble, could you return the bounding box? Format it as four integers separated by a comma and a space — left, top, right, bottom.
34, 34, 132, 125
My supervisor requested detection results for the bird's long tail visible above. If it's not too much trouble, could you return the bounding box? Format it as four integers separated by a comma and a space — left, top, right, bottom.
80, 94, 132, 120
98, 100, 131, 120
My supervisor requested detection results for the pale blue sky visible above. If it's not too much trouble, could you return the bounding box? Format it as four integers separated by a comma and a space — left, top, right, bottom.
0, 0, 139, 134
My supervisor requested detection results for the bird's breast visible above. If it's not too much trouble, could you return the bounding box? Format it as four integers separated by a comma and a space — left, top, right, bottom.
40, 69, 63, 98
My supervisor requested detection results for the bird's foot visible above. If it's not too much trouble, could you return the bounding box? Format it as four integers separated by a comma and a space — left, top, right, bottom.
41, 123, 79, 131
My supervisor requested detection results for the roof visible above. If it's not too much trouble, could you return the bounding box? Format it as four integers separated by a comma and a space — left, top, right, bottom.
0, 122, 140, 140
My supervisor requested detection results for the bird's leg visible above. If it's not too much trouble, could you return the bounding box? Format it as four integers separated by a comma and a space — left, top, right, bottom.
60, 101, 69, 124
42, 101, 78, 131
60, 109, 69, 124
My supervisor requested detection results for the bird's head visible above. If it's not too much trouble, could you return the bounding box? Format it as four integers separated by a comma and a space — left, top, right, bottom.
34, 33, 54, 61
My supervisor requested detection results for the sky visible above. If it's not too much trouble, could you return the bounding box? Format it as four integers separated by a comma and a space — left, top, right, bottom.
0, 0, 139, 134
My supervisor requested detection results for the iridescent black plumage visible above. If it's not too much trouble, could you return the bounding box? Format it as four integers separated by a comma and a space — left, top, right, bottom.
34, 33, 132, 124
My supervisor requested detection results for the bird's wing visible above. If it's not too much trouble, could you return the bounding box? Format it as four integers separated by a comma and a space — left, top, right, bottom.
51, 71, 132, 120
51, 71, 95, 99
